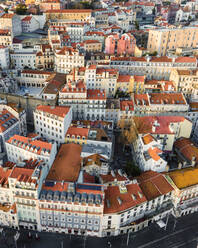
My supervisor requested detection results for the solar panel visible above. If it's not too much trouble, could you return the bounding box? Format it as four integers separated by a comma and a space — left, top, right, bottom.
45, 181, 55, 187
77, 184, 101, 191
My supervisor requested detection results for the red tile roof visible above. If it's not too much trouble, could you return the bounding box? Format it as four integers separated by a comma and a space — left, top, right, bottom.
148, 147, 162, 161
100, 172, 127, 184
1, 13, 14, 18
149, 93, 186, 105
134, 75, 145, 82
87, 89, 106, 100
36, 105, 70, 118
0, 109, 18, 133
22, 16, 32, 22
117, 75, 131, 82
47, 143, 82, 182
174, 138, 198, 164
104, 182, 147, 214
0, 167, 12, 187
7, 135, 52, 155
66, 126, 89, 139
175, 57, 197, 63
120, 100, 134, 111
42, 181, 68, 192
84, 40, 100, 44
22, 69, 53, 75
135, 116, 186, 134
137, 171, 174, 201
46, 9, 92, 13
134, 94, 149, 106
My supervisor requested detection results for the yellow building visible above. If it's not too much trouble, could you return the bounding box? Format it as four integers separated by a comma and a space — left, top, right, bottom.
65, 126, 89, 145
45, 9, 92, 22
26, 0, 35, 4
36, 44, 54, 70
170, 69, 198, 94
132, 75, 145, 93
147, 27, 198, 56
84, 40, 102, 53
116, 74, 133, 93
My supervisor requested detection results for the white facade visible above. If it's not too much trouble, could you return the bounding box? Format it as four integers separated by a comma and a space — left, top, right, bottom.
10, 48, 37, 69
0, 46, 9, 69
34, 106, 72, 145
135, 134, 167, 172
55, 47, 85, 74
6, 135, 57, 167
22, 16, 40, 33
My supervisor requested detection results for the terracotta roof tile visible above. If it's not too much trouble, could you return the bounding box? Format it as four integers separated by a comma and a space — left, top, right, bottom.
137, 171, 174, 201
104, 182, 147, 214
36, 105, 70, 118
66, 126, 89, 139
47, 143, 82, 182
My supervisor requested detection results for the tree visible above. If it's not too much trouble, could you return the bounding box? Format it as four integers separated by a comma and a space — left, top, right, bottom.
135, 20, 139, 30
125, 161, 141, 177
118, 116, 150, 145
16, 4, 27, 15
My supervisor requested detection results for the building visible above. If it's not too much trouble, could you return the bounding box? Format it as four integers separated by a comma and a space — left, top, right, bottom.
170, 69, 198, 96
137, 171, 174, 223
0, 46, 9, 69
85, 66, 118, 98
132, 116, 192, 151
45, 9, 92, 22
16, 69, 53, 88
167, 167, 198, 217
105, 33, 136, 56
10, 47, 37, 70
59, 79, 107, 121
38, 180, 104, 236
9, 159, 50, 230
35, 44, 54, 70
39, 0, 61, 12
83, 40, 102, 53
0, 13, 22, 36
0, 103, 27, 136
133, 93, 189, 115
6, 134, 57, 167
147, 27, 198, 56
83, 154, 109, 176
135, 134, 168, 172
34, 105, 72, 145
0, 108, 20, 152
110, 56, 197, 80
0, 29, 12, 47
102, 179, 148, 236
55, 46, 85, 74
21, 16, 40, 33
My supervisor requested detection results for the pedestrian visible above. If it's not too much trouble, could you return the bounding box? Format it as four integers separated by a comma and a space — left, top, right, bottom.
107, 241, 112, 247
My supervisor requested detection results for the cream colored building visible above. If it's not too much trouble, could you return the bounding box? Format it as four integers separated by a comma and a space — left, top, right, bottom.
133, 116, 192, 151
147, 27, 198, 56
55, 46, 85, 74
170, 69, 198, 96
45, 9, 92, 22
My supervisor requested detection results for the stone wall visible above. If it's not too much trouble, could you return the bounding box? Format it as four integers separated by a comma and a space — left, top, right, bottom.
0, 93, 56, 124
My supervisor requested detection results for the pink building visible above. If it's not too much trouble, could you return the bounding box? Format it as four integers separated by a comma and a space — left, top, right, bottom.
105, 34, 118, 55
105, 33, 136, 55
40, 0, 61, 12
117, 33, 136, 55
